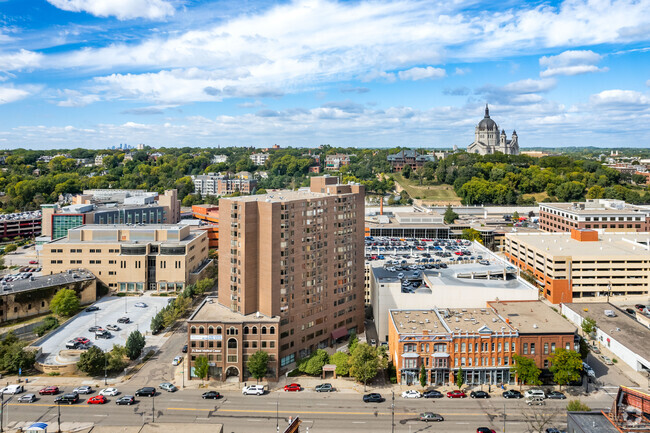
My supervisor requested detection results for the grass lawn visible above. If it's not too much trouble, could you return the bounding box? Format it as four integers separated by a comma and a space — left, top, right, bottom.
523, 192, 549, 203
393, 174, 461, 204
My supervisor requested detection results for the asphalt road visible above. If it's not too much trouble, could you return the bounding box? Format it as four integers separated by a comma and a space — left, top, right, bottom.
3, 387, 615, 433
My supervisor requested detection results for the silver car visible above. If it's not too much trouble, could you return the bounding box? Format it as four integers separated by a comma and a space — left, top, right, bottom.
17, 394, 36, 403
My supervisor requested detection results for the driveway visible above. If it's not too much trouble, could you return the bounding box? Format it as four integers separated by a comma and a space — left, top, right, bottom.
37, 296, 173, 365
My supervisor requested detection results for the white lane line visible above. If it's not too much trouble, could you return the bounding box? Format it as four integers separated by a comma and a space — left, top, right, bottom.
456, 422, 470, 424
351, 422, 366, 424
247, 419, 262, 422
170, 399, 184, 401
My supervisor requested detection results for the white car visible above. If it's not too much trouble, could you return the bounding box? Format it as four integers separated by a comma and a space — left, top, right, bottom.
134, 302, 148, 308
242, 385, 265, 395
582, 362, 596, 378
524, 389, 546, 399
401, 390, 422, 399
99, 388, 119, 396
397, 273, 405, 279
172, 356, 183, 366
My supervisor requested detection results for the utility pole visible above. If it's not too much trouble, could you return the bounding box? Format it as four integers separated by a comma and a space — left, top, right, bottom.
276, 397, 279, 432
104, 355, 108, 385
1, 391, 4, 433
152, 392, 155, 423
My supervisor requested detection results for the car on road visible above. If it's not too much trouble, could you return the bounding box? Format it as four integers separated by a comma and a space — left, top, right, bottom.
242, 385, 265, 395
159, 383, 177, 392
582, 362, 596, 378
73, 386, 93, 394
601, 355, 614, 365
502, 389, 523, 399
477, 429, 496, 433
446, 390, 467, 398
401, 390, 422, 399
315, 383, 335, 392
117, 317, 130, 324
87, 395, 107, 404
0, 385, 23, 394
419, 412, 444, 422
135, 387, 156, 397
182, 344, 188, 353
85, 306, 100, 312
202, 391, 221, 399
99, 388, 119, 396
545, 429, 561, 433
370, 338, 376, 346
524, 389, 546, 399
284, 383, 301, 392
116, 395, 135, 405
172, 356, 183, 366
134, 302, 148, 308
423, 390, 443, 398
363, 393, 384, 403
106, 324, 120, 331
470, 390, 490, 399
39, 386, 59, 395
17, 394, 36, 403
55, 393, 79, 405
29, 260, 38, 264
546, 391, 566, 400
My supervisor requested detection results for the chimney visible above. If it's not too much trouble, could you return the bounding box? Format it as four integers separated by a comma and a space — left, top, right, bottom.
380, 196, 384, 215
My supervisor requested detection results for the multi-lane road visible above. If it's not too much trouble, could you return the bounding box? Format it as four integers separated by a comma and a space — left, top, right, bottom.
3, 386, 615, 433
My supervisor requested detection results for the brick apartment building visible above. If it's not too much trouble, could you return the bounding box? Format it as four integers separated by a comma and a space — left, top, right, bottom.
186, 176, 365, 381
539, 200, 650, 233
192, 173, 258, 196
387, 150, 435, 172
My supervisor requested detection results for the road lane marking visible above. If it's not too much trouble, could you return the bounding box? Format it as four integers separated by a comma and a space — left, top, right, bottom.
165, 407, 496, 417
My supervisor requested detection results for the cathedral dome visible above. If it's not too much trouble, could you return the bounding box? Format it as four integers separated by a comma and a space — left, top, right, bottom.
477, 104, 498, 130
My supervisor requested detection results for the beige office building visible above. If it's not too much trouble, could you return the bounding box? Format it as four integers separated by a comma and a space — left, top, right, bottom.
41, 224, 210, 293
186, 176, 365, 381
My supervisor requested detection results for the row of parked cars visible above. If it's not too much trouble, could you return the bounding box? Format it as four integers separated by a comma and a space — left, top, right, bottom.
389, 388, 567, 401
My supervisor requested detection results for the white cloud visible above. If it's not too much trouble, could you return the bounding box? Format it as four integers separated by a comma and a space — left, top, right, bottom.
56, 89, 101, 107
476, 78, 556, 105
0, 49, 43, 72
398, 66, 446, 81
501, 78, 557, 94
46, 0, 175, 20
539, 50, 607, 77
0, 86, 31, 104
590, 89, 650, 108
454, 67, 470, 75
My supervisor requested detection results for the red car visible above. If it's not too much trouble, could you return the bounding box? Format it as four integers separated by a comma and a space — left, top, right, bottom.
39, 386, 59, 395
446, 390, 466, 398
284, 383, 301, 392
87, 395, 107, 404
29, 260, 38, 264
74, 337, 90, 345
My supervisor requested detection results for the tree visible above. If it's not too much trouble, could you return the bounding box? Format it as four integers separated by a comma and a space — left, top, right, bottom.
77, 346, 106, 376
455, 367, 465, 388
329, 351, 350, 376
444, 205, 458, 224
107, 345, 127, 372
125, 330, 146, 360
419, 363, 427, 388
0, 257, 4, 270
4, 244, 17, 254
512, 211, 520, 221
150, 312, 164, 334
581, 317, 597, 337
549, 348, 582, 389
461, 228, 483, 244
511, 354, 542, 388
1, 341, 36, 374
567, 399, 591, 411
522, 405, 560, 433
578, 337, 590, 360
586, 185, 605, 199
348, 332, 358, 353
300, 349, 329, 376
349, 343, 380, 386
402, 164, 412, 179
194, 277, 214, 296
632, 174, 647, 185
194, 355, 209, 383
247, 350, 269, 382
49, 288, 80, 317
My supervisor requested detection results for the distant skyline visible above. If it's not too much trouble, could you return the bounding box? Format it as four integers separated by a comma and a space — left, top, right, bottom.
1, 0, 650, 149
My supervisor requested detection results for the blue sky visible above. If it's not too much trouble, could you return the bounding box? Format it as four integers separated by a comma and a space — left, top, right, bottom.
1, 0, 650, 149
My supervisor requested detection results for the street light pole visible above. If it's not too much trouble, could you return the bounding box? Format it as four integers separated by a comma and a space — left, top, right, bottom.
182, 356, 185, 389
1, 391, 4, 433
391, 391, 395, 433
57, 401, 61, 433
152, 391, 155, 423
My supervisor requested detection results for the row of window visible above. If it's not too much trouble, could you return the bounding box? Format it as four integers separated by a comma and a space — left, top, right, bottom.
190, 325, 276, 335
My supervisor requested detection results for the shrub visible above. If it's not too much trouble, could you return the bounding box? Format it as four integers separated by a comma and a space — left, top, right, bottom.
567, 399, 591, 412
48, 372, 60, 376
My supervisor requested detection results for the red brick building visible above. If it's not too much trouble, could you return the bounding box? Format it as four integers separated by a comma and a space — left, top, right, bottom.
539, 200, 650, 233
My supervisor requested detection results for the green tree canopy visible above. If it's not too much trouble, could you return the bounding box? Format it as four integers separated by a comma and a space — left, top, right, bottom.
511, 354, 542, 388
348, 333, 358, 353
107, 344, 127, 372
567, 399, 591, 411
77, 346, 106, 376
419, 363, 427, 388
247, 350, 269, 382
125, 330, 146, 360
455, 367, 465, 388
549, 348, 583, 389
444, 205, 458, 224
194, 355, 209, 383
49, 288, 80, 317
329, 352, 350, 376
4, 244, 17, 254
461, 228, 483, 244
299, 349, 329, 376
581, 317, 597, 336
349, 343, 380, 386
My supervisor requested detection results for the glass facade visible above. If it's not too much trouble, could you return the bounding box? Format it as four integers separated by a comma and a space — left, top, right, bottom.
52, 214, 84, 239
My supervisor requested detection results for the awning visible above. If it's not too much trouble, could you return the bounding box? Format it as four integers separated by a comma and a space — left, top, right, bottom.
432, 353, 449, 358
401, 353, 419, 358
331, 327, 348, 340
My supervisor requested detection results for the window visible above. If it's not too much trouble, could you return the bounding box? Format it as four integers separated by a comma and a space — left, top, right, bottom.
190, 326, 196, 334
208, 326, 214, 335
544, 343, 549, 354
227, 338, 237, 349
404, 343, 416, 353
198, 326, 205, 335
523, 343, 528, 355
243, 326, 249, 334
566, 342, 571, 351
216, 326, 222, 334
551, 343, 556, 353
530, 343, 535, 354
269, 326, 275, 334
544, 359, 549, 368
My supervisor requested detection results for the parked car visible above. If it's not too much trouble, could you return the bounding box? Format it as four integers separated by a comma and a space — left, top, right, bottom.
582, 362, 596, 378
87, 395, 107, 404
524, 389, 546, 399
96, 330, 112, 339
99, 388, 119, 396
546, 391, 566, 400
590, 344, 601, 354
116, 395, 136, 405
135, 387, 156, 397
363, 393, 384, 403
0, 385, 23, 394
419, 412, 444, 422
284, 383, 301, 392
106, 324, 120, 331
625, 308, 637, 315
65, 340, 80, 350
600, 355, 614, 365
172, 356, 183, 366
55, 393, 79, 405
73, 386, 93, 395
39, 386, 59, 395
74, 337, 90, 345
423, 390, 443, 398
470, 390, 490, 399
117, 317, 130, 324
85, 306, 100, 312
477, 429, 496, 433
502, 389, 523, 399
29, 260, 38, 265
242, 385, 265, 395
446, 390, 466, 398
315, 383, 335, 392
17, 393, 36, 403
401, 390, 422, 399
134, 302, 148, 308
635, 304, 645, 311
202, 391, 221, 399
545, 429, 562, 433
182, 344, 188, 353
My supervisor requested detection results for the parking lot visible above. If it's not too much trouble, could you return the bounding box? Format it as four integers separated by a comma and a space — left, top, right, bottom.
38, 295, 173, 365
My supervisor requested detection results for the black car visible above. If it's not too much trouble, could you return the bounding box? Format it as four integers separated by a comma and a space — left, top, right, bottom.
85, 306, 100, 312
502, 390, 523, 399
116, 395, 135, 405
117, 317, 130, 324
625, 308, 636, 315
546, 391, 566, 400
202, 391, 221, 399
363, 393, 384, 403
55, 393, 79, 405
423, 390, 443, 399
96, 331, 112, 339
470, 390, 490, 399
88, 326, 101, 332
135, 387, 156, 397
182, 344, 188, 353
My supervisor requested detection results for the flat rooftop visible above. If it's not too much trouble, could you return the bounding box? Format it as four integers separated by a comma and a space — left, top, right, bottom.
564, 303, 650, 363
1, 270, 95, 295
567, 412, 620, 433
222, 188, 330, 203
488, 300, 577, 334
506, 231, 650, 258
390, 307, 514, 335
542, 201, 650, 215
188, 297, 280, 323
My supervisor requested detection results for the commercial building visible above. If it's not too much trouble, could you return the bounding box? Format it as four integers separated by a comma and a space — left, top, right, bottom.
41, 224, 210, 293
324, 153, 351, 170
0, 211, 41, 239
186, 176, 365, 381
192, 173, 258, 196
249, 152, 269, 166
0, 270, 96, 323
539, 199, 650, 233
388, 308, 518, 386
191, 205, 219, 249
504, 229, 650, 304
387, 150, 435, 172
567, 387, 650, 433
562, 303, 650, 374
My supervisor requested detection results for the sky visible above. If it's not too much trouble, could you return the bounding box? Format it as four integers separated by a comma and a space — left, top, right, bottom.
1, 0, 650, 150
